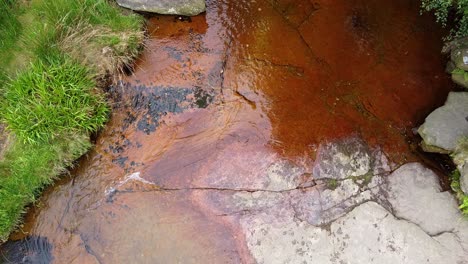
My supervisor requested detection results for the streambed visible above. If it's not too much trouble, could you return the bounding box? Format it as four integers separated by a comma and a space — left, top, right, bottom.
1, 0, 458, 263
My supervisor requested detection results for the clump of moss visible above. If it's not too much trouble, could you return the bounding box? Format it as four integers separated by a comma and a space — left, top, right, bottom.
327, 179, 339, 190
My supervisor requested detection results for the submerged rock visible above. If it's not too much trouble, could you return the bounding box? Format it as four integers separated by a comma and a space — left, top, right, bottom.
116, 0, 206, 16
418, 92, 468, 152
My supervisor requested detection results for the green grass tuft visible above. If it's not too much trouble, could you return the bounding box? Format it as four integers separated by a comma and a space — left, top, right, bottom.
2, 55, 109, 144
449, 169, 468, 215
0, 0, 22, 70
0, 134, 91, 240
33, 0, 143, 32
0, 0, 144, 242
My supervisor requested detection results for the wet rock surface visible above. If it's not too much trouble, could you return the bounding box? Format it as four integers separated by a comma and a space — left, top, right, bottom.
312, 137, 391, 179
419, 92, 468, 152
2, 0, 464, 263
116, 0, 206, 16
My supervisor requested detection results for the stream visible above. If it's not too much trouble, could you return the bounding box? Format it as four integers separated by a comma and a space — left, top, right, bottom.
0, 0, 453, 263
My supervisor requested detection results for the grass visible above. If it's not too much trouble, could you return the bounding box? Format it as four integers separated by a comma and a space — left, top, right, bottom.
0, 134, 91, 235
0, 0, 144, 241
449, 169, 468, 215
0, 0, 22, 73
2, 55, 108, 144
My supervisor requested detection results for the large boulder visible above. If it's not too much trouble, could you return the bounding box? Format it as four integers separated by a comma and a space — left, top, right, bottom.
116, 0, 206, 16
418, 92, 468, 152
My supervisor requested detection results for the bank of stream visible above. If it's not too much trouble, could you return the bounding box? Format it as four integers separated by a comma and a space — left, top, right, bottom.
1, 0, 461, 263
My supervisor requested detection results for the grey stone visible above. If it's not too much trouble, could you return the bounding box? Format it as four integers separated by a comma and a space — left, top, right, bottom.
329, 202, 465, 264
418, 92, 468, 152
386, 163, 461, 235
455, 220, 468, 253
451, 48, 468, 71
453, 138, 468, 166
240, 214, 334, 264
264, 160, 305, 191
240, 202, 467, 264
432, 232, 467, 262
461, 164, 468, 194
116, 0, 206, 16
453, 139, 468, 194
312, 137, 391, 180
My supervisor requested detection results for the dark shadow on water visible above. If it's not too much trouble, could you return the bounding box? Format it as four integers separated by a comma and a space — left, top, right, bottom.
0, 236, 52, 264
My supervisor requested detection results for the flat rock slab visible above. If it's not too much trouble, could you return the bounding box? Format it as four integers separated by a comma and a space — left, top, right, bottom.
418, 92, 468, 152
116, 0, 206, 16
239, 162, 468, 263
241, 202, 467, 264
385, 163, 462, 235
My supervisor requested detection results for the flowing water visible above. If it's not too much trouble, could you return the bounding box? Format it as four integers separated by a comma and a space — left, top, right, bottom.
1, 0, 453, 263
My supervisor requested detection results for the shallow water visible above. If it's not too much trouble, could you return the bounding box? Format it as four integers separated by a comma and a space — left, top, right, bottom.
1, 0, 452, 262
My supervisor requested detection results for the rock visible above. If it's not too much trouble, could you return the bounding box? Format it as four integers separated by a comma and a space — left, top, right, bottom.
420, 141, 451, 154
240, 202, 467, 264
386, 163, 461, 235
452, 71, 468, 89
454, 220, 468, 253
240, 214, 334, 264
446, 60, 456, 74
418, 92, 468, 152
461, 164, 468, 194
330, 202, 465, 264
420, 140, 451, 154
115, 0, 206, 16
312, 137, 391, 180
453, 139, 468, 194
453, 138, 468, 166
451, 48, 468, 71
442, 36, 468, 54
